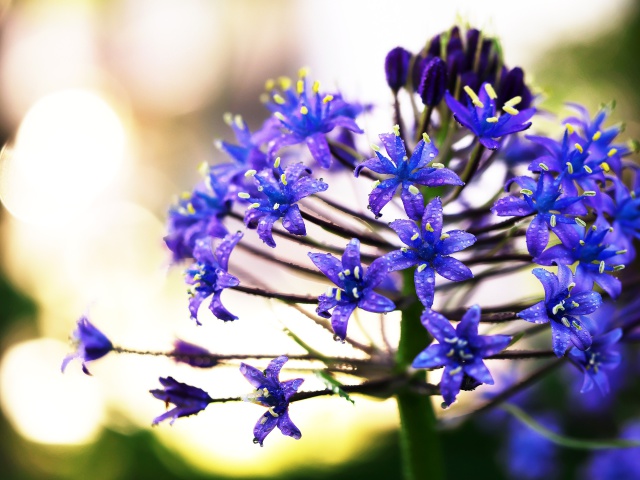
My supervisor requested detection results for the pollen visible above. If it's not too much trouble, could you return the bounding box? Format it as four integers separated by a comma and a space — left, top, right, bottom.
425, 222, 434, 232
463, 85, 484, 108
238, 192, 251, 199
323, 95, 333, 104
484, 83, 498, 99
422, 132, 431, 143
574, 143, 584, 154
300, 106, 309, 115
502, 105, 519, 115
265, 78, 275, 91
248, 203, 260, 209
449, 366, 462, 375
550, 215, 557, 227
297, 79, 304, 94
312, 80, 320, 94
417, 263, 427, 272
504, 96, 522, 107
565, 162, 574, 174
565, 123, 574, 134
280, 173, 287, 185
592, 131, 602, 141
354, 266, 361, 279
575, 218, 586, 227
273, 203, 280, 210
278, 76, 292, 90
352, 288, 359, 298
274, 157, 281, 168
552, 302, 565, 315
408, 185, 420, 195
521, 188, 533, 196
411, 232, 420, 241
186, 203, 195, 215
273, 94, 286, 105
371, 144, 380, 152
335, 289, 342, 301
440, 233, 450, 240
274, 112, 286, 121
599, 261, 605, 274
392, 124, 401, 136
539, 163, 549, 171
245, 169, 257, 177
583, 165, 593, 174
600, 161, 611, 172
486, 116, 499, 123
608, 148, 618, 157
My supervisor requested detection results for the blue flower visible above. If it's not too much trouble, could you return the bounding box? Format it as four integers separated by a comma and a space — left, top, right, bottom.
240, 356, 303, 446
602, 176, 640, 264
568, 328, 622, 395
150, 377, 212, 425
241, 159, 328, 247
61, 315, 114, 375
503, 414, 559, 480
171, 339, 217, 368
412, 305, 511, 407
517, 266, 600, 356
185, 233, 242, 323
445, 82, 535, 150
584, 421, 640, 480
164, 167, 231, 262
265, 71, 363, 168
354, 131, 462, 220
385, 197, 475, 307
491, 171, 585, 256
535, 218, 626, 298
309, 238, 395, 340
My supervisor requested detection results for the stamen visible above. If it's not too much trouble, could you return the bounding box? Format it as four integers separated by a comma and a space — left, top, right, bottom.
198, 161, 209, 177
422, 132, 431, 143
583, 191, 596, 196
574, 143, 584, 154
297, 79, 304, 94
248, 203, 260, 209
343, 269, 351, 276
504, 96, 522, 107
417, 264, 427, 272
446, 348, 455, 357
449, 366, 462, 375
552, 302, 565, 315
565, 123, 574, 134
599, 261, 605, 274
371, 144, 380, 152
440, 233, 450, 240
354, 266, 361, 279
238, 192, 251, 199
273, 203, 280, 210
234, 115, 244, 129
431, 162, 445, 169
265, 79, 275, 90
186, 203, 195, 215
312, 80, 320, 94
463, 85, 484, 108
274, 157, 281, 168
571, 301, 579, 308
411, 232, 420, 241
550, 215, 557, 227
401, 247, 408, 253
579, 240, 585, 246
503, 105, 519, 115
592, 131, 602, 141
280, 173, 287, 185
326, 287, 334, 297
223, 112, 233, 125
278, 76, 292, 90
608, 148, 618, 157
425, 222, 434, 232
521, 188, 533, 196
583, 165, 593, 174
486, 116, 499, 123
273, 94, 286, 105
245, 169, 257, 177
408, 185, 420, 195
571, 321, 582, 330
615, 249, 627, 255
600, 161, 610, 172
613, 265, 625, 271
568, 282, 576, 290
484, 83, 498, 99
444, 337, 458, 344
539, 163, 549, 171
338, 272, 345, 280
561, 317, 570, 328
565, 162, 574, 174
575, 218, 586, 227
392, 124, 401, 136
335, 289, 342, 301
298, 66, 310, 78
372, 180, 381, 190
352, 288, 359, 299
322, 95, 333, 104
268, 406, 279, 417
300, 106, 309, 115
274, 112, 286, 121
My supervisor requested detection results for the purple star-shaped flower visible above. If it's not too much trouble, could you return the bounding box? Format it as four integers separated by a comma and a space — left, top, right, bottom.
240, 356, 303, 446
164, 169, 231, 262
385, 197, 475, 307
61, 315, 114, 375
602, 176, 640, 265
265, 73, 363, 168
354, 132, 462, 220
445, 82, 534, 150
150, 377, 212, 425
308, 238, 395, 340
412, 305, 511, 407
241, 160, 328, 248
185, 233, 242, 323
491, 171, 584, 256
568, 328, 622, 395
517, 266, 601, 356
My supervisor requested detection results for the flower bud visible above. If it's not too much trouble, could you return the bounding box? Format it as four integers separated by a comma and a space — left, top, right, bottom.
418, 57, 448, 107
385, 47, 412, 92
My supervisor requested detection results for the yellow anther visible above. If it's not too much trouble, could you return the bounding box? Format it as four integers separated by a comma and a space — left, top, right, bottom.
503, 105, 519, 115
248, 203, 260, 209
484, 83, 498, 99
552, 303, 565, 315
300, 106, 309, 115
238, 192, 251, 199
372, 180, 381, 189
335, 289, 342, 301
312, 80, 320, 93
273, 203, 280, 210
392, 124, 401, 136
245, 169, 257, 177
186, 203, 195, 214
371, 144, 380, 152
278, 76, 291, 90
268, 406, 279, 418
600, 161, 610, 172
449, 366, 462, 375
504, 96, 522, 107
223, 112, 233, 125
565, 123, 574, 134
274, 156, 281, 168
259, 93, 269, 104
599, 261, 605, 274
402, 155, 408, 161
411, 232, 420, 241
298, 66, 310, 78
198, 161, 209, 177
273, 94, 286, 105
408, 185, 420, 195
486, 116, 499, 123
322, 95, 333, 104
297, 79, 304, 94
354, 266, 361, 280
431, 162, 444, 168
440, 233, 450, 240
592, 131, 602, 141
417, 264, 427, 272
566, 162, 574, 174
265, 78, 275, 90
180, 191, 191, 200
575, 218, 586, 227
422, 132, 431, 143
583, 165, 593, 174
608, 148, 618, 157
463, 85, 484, 108
615, 249, 627, 255
574, 143, 584, 154
521, 189, 533, 196
274, 112, 286, 121
425, 222, 434, 232
539, 163, 549, 171
234, 115, 244, 129
550, 215, 557, 227
280, 173, 287, 185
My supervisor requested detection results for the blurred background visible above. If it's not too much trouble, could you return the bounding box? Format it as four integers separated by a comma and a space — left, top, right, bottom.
0, 0, 638, 479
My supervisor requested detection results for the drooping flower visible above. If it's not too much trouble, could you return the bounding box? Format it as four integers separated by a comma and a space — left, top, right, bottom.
568, 328, 622, 395
185, 233, 242, 323
412, 305, 511, 406
601, 175, 640, 264
240, 356, 303, 446
517, 266, 600, 356
491, 171, 584, 256
535, 218, 626, 298
171, 339, 218, 368
241, 159, 328, 247
150, 377, 212, 425
354, 131, 462, 220
61, 315, 114, 375
445, 82, 535, 150
309, 238, 395, 340
264, 70, 363, 168
385, 197, 475, 307
164, 166, 231, 262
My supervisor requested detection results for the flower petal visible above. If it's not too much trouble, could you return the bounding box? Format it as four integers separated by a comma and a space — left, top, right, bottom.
282, 204, 306, 236
420, 308, 456, 342
254, 412, 279, 446
415, 265, 436, 308
358, 291, 395, 313
412, 344, 448, 369
277, 410, 302, 440
308, 252, 343, 286
433, 256, 473, 282
331, 303, 357, 340
440, 365, 464, 406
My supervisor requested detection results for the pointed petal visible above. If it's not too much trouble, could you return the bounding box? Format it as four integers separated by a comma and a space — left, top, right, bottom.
420, 308, 456, 342
308, 252, 343, 286
400, 183, 425, 221
215, 232, 243, 271
532, 268, 560, 303
389, 219, 422, 248
491, 196, 534, 217
265, 355, 288, 380
412, 167, 463, 187
415, 265, 436, 308
568, 291, 602, 315
358, 291, 395, 313
306, 133, 332, 168
550, 321, 571, 357
368, 178, 400, 216
240, 362, 267, 388
254, 412, 279, 446
422, 197, 444, 242
341, 238, 361, 272
517, 301, 550, 324
440, 365, 464, 406
433, 256, 473, 282
526, 215, 550, 257
463, 359, 493, 385
439, 230, 476, 254
209, 291, 238, 321
363, 256, 391, 288
281, 378, 304, 402
282, 205, 306, 236
257, 214, 278, 248
277, 410, 302, 440
384, 249, 419, 272
331, 303, 357, 340
412, 344, 448, 369
455, 305, 481, 339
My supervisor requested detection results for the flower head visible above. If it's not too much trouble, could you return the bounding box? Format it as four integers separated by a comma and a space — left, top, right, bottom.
150, 377, 212, 425
355, 131, 462, 220
517, 266, 601, 356
385, 197, 475, 307
185, 233, 242, 323
568, 328, 622, 395
413, 305, 511, 406
445, 82, 534, 150
264, 71, 363, 168
240, 356, 303, 446
61, 315, 113, 375
242, 160, 328, 247
309, 238, 395, 340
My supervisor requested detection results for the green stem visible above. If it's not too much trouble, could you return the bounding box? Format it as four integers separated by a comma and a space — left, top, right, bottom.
395, 270, 445, 480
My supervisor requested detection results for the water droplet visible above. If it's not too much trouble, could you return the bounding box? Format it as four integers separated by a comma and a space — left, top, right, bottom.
253, 438, 260, 445
333, 334, 344, 343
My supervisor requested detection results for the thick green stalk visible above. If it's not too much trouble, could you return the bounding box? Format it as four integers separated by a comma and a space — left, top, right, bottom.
395, 270, 445, 480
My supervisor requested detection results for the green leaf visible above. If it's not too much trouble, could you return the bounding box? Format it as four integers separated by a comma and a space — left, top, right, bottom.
314, 371, 355, 405
502, 403, 640, 450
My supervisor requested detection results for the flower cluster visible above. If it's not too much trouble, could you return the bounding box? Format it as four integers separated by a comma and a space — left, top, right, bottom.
60, 24, 640, 478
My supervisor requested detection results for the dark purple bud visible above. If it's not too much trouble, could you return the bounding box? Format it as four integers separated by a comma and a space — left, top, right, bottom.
464, 29, 481, 71
446, 50, 465, 91
447, 26, 463, 57
411, 54, 430, 92
427, 34, 441, 57
476, 39, 493, 77
498, 67, 532, 110
418, 58, 448, 107
171, 339, 218, 368
385, 47, 412, 92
